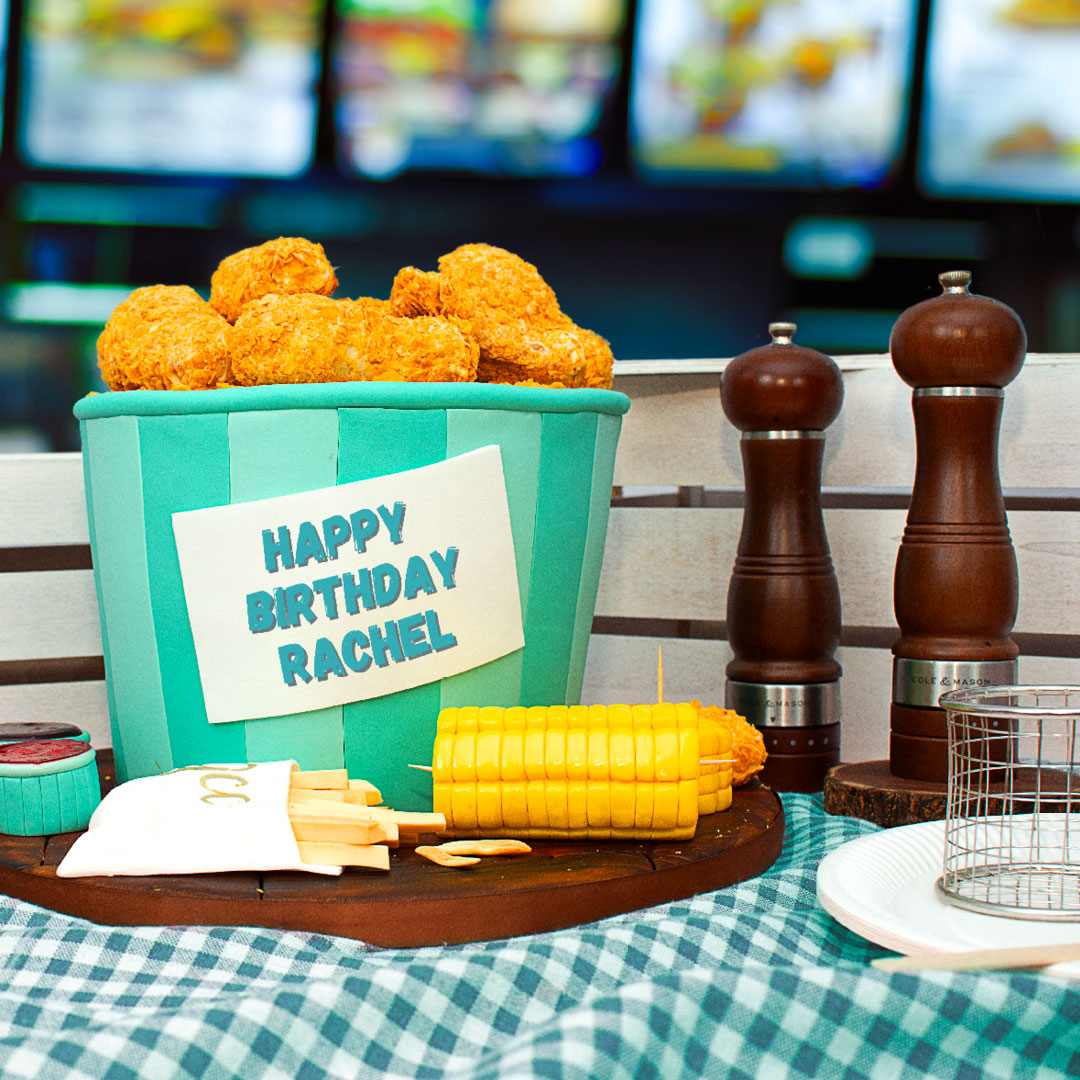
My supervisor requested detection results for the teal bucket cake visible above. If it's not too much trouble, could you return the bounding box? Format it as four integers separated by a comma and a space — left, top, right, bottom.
74, 382, 628, 808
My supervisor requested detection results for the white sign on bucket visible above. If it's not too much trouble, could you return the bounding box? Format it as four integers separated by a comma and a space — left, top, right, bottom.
172, 445, 524, 725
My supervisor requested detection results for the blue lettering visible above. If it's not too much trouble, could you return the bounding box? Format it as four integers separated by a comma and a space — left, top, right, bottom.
372, 563, 401, 607
402, 555, 437, 601
312, 637, 347, 681
322, 514, 351, 560
425, 609, 457, 653
279, 644, 311, 686
399, 612, 432, 660
430, 547, 459, 590
369, 620, 405, 667
246, 590, 275, 633
342, 570, 375, 613
262, 526, 294, 573
294, 521, 327, 568
378, 502, 406, 544
342, 630, 372, 672
350, 509, 379, 553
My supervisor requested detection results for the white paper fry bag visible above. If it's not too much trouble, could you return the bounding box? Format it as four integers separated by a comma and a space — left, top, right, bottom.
57, 761, 342, 877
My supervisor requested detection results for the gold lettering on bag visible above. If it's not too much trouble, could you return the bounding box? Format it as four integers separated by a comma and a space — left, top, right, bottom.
199, 772, 251, 804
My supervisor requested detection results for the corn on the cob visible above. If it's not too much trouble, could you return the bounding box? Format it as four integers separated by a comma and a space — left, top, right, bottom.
432, 704, 734, 839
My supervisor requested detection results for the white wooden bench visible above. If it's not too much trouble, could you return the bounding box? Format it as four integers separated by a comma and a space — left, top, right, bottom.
3, 354, 1078, 766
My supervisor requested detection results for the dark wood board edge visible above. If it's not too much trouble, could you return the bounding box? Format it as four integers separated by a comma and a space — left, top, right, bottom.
0, 750, 786, 948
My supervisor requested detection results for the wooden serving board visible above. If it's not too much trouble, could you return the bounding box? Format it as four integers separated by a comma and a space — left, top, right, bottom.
0, 753, 784, 948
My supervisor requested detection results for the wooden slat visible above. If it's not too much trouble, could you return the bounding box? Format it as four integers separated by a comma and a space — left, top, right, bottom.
0, 570, 102, 661
595, 506, 1080, 637
0, 453, 88, 547
0, 680, 112, 747
612, 354, 1080, 490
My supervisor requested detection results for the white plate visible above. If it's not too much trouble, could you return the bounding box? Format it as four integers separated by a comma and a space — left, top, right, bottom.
816, 818, 1080, 977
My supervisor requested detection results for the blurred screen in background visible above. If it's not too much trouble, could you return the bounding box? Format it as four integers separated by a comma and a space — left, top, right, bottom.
332, 0, 627, 178
919, 0, 1080, 201
18, 0, 324, 176
630, 0, 918, 189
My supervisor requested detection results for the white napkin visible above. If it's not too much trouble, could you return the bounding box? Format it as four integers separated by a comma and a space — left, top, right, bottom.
57, 760, 342, 877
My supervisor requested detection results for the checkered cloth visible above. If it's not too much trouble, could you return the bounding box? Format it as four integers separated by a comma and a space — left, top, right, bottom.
0, 796, 1076, 1079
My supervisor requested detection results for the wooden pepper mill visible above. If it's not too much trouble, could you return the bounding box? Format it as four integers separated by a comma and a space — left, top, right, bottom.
720, 322, 844, 793
889, 270, 1027, 783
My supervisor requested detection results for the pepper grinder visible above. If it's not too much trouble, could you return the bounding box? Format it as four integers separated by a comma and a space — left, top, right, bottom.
889, 271, 1027, 783
720, 322, 844, 792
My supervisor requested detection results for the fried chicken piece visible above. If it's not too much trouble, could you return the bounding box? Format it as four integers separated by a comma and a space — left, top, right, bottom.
389, 244, 615, 389
692, 701, 768, 786
231, 293, 478, 386
97, 285, 233, 391
365, 313, 479, 383
210, 236, 338, 323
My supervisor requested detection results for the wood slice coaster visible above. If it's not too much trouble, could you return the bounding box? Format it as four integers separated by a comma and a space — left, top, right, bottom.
823, 760, 948, 828
0, 751, 785, 948
823, 760, 1076, 829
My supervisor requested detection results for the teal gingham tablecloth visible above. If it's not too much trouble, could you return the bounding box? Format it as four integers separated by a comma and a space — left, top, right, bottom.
0, 795, 1076, 1079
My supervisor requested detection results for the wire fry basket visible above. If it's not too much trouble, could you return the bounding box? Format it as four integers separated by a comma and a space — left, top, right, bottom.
937, 685, 1080, 921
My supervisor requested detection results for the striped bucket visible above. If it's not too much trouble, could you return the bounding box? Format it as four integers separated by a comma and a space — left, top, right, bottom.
74, 383, 629, 808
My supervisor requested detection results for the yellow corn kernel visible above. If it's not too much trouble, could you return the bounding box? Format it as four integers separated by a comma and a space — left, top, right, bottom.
609, 730, 635, 782
545, 728, 566, 780
526, 780, 548, 829
433, 735, 455, 783
503, 705, 527, 730
631, 703, 653, 727
451, 782, 478, 831
652, 703, 678, 728
433, 783, 452, 821
436, 707, 458, 733
546, 780, 568, 829
587, 704, 609, 727
526, 706, 549, 728
676, 702, 698, 729
475, 730, 502, 782
501, 730, 525, 781
634, 729, 655, 782
546, 706, 568, 729
476, 705, 503, 730
567, 780, 588, 829
698, 725, 721, 757
698, 790, 718, 816
566, 729, 588, 780
523, 730, 546, 780
677, 779, 697, 829
653, 728, 680, 782
587, 780, 611, 832
452, 733, 477, 782
716, 786, 733, 812
652, 782, 679, 831
634, 782, 654, 831
698, 769, 721, 795
610, 781, 635, 830
678, 729, 700, 780
567, 704, 589, 729
587, 729, 610, 780
476, 782, 502, 830
608, 704, 633, 728
501, 781, 529, 830
456, 706, 479, 732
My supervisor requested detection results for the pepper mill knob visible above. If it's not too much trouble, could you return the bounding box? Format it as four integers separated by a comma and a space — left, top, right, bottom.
720, 323, 844, 793
891, 271, 1027, 390
888, 271, 1027, 783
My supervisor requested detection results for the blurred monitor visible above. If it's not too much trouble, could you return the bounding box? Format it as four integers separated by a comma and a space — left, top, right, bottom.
919, 0, 1080, 201
630, 0, 918, 188
332, 0, 627, 178
18, 1, 324, 176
